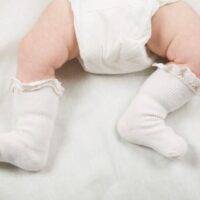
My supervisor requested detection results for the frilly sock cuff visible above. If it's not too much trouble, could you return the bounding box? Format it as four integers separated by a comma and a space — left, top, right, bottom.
153, 63, 200, 95
9, 78, 65, 96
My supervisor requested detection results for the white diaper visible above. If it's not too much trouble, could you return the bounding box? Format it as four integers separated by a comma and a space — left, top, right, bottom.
70, 0, 178, 74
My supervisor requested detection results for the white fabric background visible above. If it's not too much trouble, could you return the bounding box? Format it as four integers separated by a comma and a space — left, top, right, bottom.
0, 0, 200, 199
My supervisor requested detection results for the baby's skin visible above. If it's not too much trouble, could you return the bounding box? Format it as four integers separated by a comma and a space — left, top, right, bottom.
17, 0, 79, 82
1, 0, 200, 171
18, 0, 200, 82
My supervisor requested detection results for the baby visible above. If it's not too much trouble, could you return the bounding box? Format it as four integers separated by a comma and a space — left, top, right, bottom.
1, 0, 200, 171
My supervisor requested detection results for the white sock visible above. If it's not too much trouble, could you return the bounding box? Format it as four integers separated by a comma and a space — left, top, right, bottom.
0, 78, 64, 171
117, 63, 200, 158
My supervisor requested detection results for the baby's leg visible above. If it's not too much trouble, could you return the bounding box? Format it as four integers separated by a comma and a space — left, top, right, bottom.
118, 1, 200, 158
18, 0, 78, 82
147, 1, 200, 74
0, 0, 79, 171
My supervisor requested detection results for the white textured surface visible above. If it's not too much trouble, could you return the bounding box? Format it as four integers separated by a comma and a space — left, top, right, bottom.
0, 0, 200, 199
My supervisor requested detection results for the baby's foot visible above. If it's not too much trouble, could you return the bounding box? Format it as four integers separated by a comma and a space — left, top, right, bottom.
117, 115, 187, 158
0, 131, 48, 171
117, 66, 196, 159
0, 78, 64, 171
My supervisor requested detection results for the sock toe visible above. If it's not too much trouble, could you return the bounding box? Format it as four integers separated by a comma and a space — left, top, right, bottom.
162, 137, 188, 159
0, 133, 48, 171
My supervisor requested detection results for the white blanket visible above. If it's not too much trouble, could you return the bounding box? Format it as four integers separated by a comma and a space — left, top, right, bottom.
0, 0, 200, 199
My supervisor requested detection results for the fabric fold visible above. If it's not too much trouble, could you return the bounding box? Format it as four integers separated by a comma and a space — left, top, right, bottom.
9, 78, 65, 96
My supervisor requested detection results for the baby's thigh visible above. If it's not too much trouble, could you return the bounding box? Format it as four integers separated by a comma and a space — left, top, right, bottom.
166, 32, 200, 76
147, 1, 200, 75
